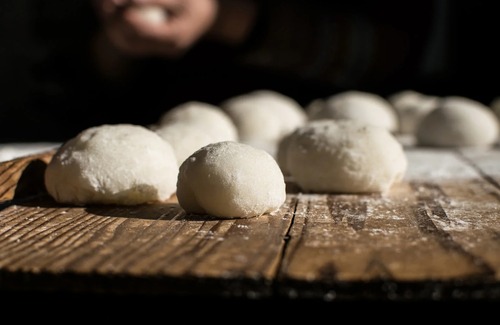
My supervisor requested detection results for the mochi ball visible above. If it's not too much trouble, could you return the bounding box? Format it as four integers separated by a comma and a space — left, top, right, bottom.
44, 124, 179, 205
177, 141, 286, 218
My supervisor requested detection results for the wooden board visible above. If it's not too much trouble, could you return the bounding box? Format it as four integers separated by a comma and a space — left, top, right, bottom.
0, 147, 499, 301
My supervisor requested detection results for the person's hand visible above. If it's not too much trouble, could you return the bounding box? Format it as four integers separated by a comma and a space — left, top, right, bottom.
94, 0, 219, 57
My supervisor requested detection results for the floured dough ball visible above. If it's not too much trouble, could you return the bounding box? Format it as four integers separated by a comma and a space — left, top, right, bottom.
158, 101, 238, 142
45, 124, 178, 206
220, 89, 307, 156
127, 5, 168, 25
286, 120, 407, 194
177, 141, 286, 218
306, 90, 399, 132
416, 96, 499, 147
154, 123, 216, 165
387, 90, 440, 134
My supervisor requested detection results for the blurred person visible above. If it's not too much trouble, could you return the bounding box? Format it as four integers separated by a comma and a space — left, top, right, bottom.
0, 0, 499, 142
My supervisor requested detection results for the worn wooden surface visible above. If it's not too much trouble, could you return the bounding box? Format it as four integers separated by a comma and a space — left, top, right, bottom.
0, 147, 499, 301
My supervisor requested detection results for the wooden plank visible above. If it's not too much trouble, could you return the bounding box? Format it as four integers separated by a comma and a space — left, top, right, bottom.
408, 148, 500, 281
460, 147, 500, 186
0, 195, 295, 297
1, 148, 500, 300
0, 151, 54, 203
403, 148, 480, 182
277, 148, 500, 300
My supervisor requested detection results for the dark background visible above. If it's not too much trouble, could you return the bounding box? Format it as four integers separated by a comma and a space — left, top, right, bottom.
1, 0, 499, 142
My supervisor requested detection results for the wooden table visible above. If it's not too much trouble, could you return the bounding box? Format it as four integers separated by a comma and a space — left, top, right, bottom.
1, 146, 499, 305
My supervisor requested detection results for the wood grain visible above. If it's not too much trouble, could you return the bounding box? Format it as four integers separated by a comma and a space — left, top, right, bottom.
0, 150, 54, 203
1, 147, 499, 300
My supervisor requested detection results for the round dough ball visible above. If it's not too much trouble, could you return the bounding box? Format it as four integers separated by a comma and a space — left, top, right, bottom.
286, 120, 407, 194
220, 89, 307, 156
158, 101, 238, 143
306, 90, 399, 132
45, 124, 178, 206
387, 89, 440, 134
177, 141, 286, 218
416, 96, 499, 147
154, 123, 216, 165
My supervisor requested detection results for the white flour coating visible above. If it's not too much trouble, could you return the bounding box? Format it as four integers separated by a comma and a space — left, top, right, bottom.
177, 141, 286, 218
44, 124, 178, 205
460, 147, 500, 177
404, 149, 480, 181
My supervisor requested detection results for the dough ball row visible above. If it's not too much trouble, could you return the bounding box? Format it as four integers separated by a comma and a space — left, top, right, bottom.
388, 90, 499, 148
44, 124, 286, 219
308, 89, 499, 148
43, 88, 500, 219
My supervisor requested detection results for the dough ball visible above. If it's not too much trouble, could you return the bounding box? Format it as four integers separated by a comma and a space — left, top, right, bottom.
416, 96, 499, 147
306, 90, 399, 132
387, 90, 440, 134
158, 101, 238, 142
286, 120, 407, 194
177, 141, 286, 218
45, 124, 178, 206
154, 122, 216, 165
220, 89, 307, 156
127, 5, 168, 25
